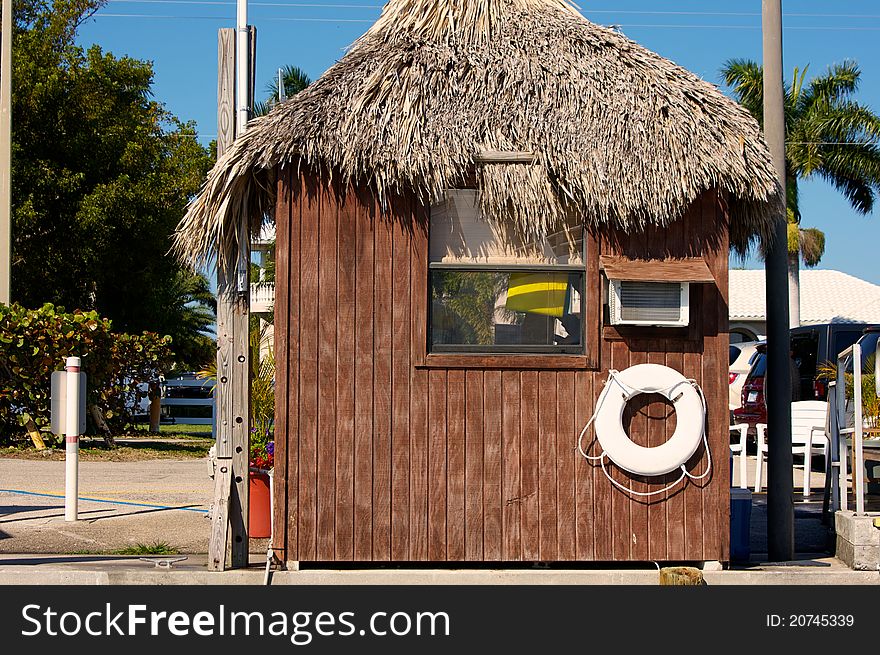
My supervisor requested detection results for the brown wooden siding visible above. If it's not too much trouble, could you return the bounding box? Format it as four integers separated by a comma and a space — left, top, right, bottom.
273, 168, 731, 563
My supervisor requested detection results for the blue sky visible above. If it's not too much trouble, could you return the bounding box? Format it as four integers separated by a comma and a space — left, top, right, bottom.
77, 1, 880, 283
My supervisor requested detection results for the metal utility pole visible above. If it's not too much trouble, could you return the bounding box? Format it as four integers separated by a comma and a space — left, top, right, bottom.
236, 0, 249, 138
277, 67, 285, 103
0, 0, 12, 305
762, 0, 794, 562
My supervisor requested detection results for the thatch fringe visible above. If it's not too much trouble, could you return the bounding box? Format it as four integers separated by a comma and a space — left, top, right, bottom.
174, 0, 781, 269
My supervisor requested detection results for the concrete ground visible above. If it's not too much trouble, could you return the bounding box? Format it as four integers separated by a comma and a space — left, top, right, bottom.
0, 458, 214, 554
1, 451, 878, 584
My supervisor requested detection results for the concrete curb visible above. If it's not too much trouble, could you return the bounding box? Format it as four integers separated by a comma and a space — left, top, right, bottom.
1, 559, 878, 585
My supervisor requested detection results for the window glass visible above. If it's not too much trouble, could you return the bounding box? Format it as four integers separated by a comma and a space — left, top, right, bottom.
429, 190, 584, 266
428, 190, 587, 355
430, 270, 584, 353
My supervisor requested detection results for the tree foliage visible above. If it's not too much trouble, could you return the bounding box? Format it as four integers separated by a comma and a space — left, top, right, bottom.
0, 303, 174, 442
721, 59, 880, 267
8, 1, 215, 370
254, 65, 312, 117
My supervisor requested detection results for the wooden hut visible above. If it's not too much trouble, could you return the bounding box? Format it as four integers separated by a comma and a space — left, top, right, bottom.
176, 0, 781, 565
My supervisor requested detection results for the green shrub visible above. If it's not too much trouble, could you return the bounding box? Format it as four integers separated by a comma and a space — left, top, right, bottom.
0, 303, 174, 443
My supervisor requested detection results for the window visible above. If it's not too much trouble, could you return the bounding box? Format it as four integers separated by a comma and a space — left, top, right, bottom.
428, 190, 585, 354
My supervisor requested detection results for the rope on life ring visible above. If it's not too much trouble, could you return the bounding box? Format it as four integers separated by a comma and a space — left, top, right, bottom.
576, 363, 711, 497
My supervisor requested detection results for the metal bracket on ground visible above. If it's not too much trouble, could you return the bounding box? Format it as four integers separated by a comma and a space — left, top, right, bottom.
139, 557, 188, 569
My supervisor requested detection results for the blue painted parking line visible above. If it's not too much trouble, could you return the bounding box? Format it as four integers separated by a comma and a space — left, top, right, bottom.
0, 489, 209, 513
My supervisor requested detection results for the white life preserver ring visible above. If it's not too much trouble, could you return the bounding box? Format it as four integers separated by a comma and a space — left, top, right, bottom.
593, 364, 705, 477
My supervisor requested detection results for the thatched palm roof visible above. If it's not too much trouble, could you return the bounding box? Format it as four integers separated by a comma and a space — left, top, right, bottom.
175, 0, 781, 268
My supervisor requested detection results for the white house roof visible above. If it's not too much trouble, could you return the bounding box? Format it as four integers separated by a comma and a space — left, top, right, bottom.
729, 269, 880, 324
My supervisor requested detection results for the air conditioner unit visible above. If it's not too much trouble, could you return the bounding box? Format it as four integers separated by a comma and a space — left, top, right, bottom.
608, 280, 690, 327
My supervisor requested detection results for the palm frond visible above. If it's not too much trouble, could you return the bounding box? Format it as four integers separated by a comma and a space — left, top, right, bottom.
813, 142, 880, 214
265, 65, 312, 101
720, 58, 764, 124
800, 60, 861, 111
798, 227, 825, 267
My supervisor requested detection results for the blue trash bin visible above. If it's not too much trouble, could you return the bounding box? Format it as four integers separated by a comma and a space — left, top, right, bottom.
730, 488, 752, 562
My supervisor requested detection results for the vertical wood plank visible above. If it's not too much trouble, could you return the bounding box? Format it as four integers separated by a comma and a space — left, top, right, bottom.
483, 370, 503, 560
537, 371, 557, 561
683, 342, 705, 560
372, 211, 393, 561
428, 369, 448, 560
465, 370, 484, 560
642, 219, 669, 562
390, 207, 411, 561
409, 217, 429, 560
585, 231, 601, 368
316, 183, 338, 561
409, 368, 428, 560
285, 172, 302, 562
520, 371, 540, 561
271, 168, 290, 562
580, 370, 603, 559
702, 190, 728, 561
647, 343, 669, 561
717, 193, 732, 562
591, 236, 611, 561
446, 369, 466, 560
610, 340, 632, 559
556, 371, 577, 560
297, 177, 320, 561
665, 348, 686, 560
353, 195, 374, 561
627, 347, 649, 561
335, 185, 356, 560
501, 371, 522, 560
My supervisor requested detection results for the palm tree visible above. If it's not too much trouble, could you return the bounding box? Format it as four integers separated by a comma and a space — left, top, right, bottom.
254, 65, 312, 117
160, 269, 216, 371
721, 59, 880, 326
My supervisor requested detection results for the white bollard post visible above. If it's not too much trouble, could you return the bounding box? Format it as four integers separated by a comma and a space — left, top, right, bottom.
64, 356, 81, 521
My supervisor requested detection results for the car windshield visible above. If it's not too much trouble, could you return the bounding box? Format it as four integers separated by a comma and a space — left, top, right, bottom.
751, 353, 767, 377
839, 331, 879, 373
729, 345, 741, 366
857, 332, 879, 360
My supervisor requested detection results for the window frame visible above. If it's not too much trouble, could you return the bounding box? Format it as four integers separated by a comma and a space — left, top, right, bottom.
428, 263, 587, 355
415, 194, 600, 370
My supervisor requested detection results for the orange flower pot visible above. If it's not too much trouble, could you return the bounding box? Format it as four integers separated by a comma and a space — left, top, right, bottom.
248, 470, 271, 538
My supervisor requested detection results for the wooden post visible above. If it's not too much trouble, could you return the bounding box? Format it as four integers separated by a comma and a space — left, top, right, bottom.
22, 414, 46, 450
659, 567, 704, 586
148, 381, 161, 434
209, 461, 233, 571
209, 26, 254, 571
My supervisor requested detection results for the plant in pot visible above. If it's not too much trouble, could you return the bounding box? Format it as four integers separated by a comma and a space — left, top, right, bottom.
248, 323, 276, 538
248, 427, 274, 538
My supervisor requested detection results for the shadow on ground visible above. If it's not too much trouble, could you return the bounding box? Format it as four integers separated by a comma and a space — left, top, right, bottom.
748, 494, 834, 559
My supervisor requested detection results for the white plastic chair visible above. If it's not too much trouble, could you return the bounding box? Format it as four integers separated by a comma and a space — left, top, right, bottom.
729, 423, 750, 489
755, 400, 829, 497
